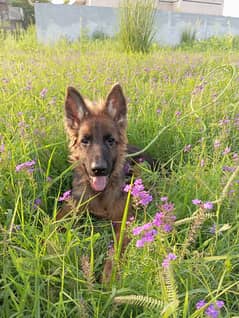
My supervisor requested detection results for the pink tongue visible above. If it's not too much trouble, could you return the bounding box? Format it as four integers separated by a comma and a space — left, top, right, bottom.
91, 176, 107, 192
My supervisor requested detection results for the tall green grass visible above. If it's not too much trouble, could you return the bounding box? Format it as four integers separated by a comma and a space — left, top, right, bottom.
180, 28, 197, 46
119, 0, 156, 53
0, 29, 239, 317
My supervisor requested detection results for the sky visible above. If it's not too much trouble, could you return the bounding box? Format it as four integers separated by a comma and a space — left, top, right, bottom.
51, 0, 239, 17
223, 0, 239, 17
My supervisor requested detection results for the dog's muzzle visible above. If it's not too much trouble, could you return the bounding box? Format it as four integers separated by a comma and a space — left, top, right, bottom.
89, 160, 110, 192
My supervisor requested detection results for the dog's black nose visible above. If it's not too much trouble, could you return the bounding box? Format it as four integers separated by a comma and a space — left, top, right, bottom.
91, 161, 108, 176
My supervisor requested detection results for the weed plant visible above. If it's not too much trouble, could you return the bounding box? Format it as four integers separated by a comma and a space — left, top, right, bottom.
180, 28, 197, 46
0, 29, 239, 317
119, 0, 156, 53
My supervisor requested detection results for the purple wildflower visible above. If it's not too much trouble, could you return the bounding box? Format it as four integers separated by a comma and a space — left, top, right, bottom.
160, 196, 168, 202
0, 143, 4, 153
136, 229, 157, 248
162, 202, 174, 212
222, 146, 231, 155
16, 160, 36, 172
192, 199, 202, 205
136, 238, 145, 248
175, 110, 181, 117
192, 199, 213, 210
132, 222, 153, 236
213, 140, 221, 149
126, 215, 135, 225
163, 223, 173, 232
215, 300, 224, 309
131, 196, 175, 248
124, 178, 152, 207
123, 184, 131, 192
205, 304, 219, 318
184, 144, 192, 153
200, 159, 205, 167
232, 153, 239, 162
40, 88, 48, 98
162, 253, 177, 268
209, 223, 216, 234
131, 181, 144, 196
222, 166, 235, 172
196, 300, 206, 309
156, 109, 161, 114
153, 212, 164, 227
195, 300, 224, 317
58, 190, 72, 202
152, 201, 176, 232
167, 253, 177, 260
138, 191, 153, 206
219, 119, 230, 126
34, 198, 42, 209
203, 202, 213, 210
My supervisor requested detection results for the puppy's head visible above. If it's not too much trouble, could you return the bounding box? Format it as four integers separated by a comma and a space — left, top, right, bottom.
64, 83, 127, 192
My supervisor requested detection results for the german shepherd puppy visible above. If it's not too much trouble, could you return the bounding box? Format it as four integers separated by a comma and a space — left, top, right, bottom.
56, 83, 152, 281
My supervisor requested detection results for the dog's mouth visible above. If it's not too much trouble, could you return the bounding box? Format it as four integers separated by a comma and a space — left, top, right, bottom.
89, 176, 109, 192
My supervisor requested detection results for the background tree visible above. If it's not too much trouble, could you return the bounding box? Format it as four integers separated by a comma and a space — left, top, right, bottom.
9, 0, 49, 27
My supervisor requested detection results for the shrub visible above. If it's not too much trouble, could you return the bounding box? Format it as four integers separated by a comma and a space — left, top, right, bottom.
180, 28, 197, 46
119, 0, 156, 53
92, 30, 110, 41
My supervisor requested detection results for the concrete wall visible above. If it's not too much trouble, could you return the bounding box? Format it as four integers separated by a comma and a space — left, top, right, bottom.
77, 0, 224, 16
34, 3, 239, 46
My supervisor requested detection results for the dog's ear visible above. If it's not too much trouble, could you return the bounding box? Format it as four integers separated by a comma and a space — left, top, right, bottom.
65, 87, 89, 130
105, 83, 127, 127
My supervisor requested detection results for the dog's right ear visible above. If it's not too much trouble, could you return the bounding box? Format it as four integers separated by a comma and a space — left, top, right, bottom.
65, 87, 89, 131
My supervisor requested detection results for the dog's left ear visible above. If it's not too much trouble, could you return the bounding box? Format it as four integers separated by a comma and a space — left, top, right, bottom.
105, 83, 127, 127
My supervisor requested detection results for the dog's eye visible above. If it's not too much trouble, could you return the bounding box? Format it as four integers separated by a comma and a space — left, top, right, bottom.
105, 135, 115, 146
81, 136, 91, 145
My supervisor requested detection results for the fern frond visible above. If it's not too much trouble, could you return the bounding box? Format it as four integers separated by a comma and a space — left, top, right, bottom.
114, 295, 162, 310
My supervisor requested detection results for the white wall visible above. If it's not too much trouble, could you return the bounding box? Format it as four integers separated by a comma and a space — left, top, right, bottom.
34, 3, 238, 46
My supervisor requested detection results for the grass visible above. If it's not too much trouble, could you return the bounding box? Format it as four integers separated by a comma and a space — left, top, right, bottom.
0, 28, 239, 317
180, 28, 197, 46
119, 0, 156, 53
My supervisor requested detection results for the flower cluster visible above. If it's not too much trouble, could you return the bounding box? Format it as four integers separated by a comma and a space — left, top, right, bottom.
132, 197, 176, 248
124, 179, 153, 207
16, 160, 36, 173
192, 199, 213, 210
196, 299, 224, 318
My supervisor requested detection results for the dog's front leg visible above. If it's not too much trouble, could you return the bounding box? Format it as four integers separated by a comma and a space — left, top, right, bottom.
55, 202, 75, 221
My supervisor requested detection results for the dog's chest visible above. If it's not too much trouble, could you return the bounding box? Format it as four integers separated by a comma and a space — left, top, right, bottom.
89, 191, 127, 221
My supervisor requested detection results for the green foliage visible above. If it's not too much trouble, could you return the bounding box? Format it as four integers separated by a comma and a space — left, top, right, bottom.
118, 0, 156, 53
1, 28, 239, 317
178, 34, 239, 51
180, 28, 197, 46
92, 30, 110, 41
